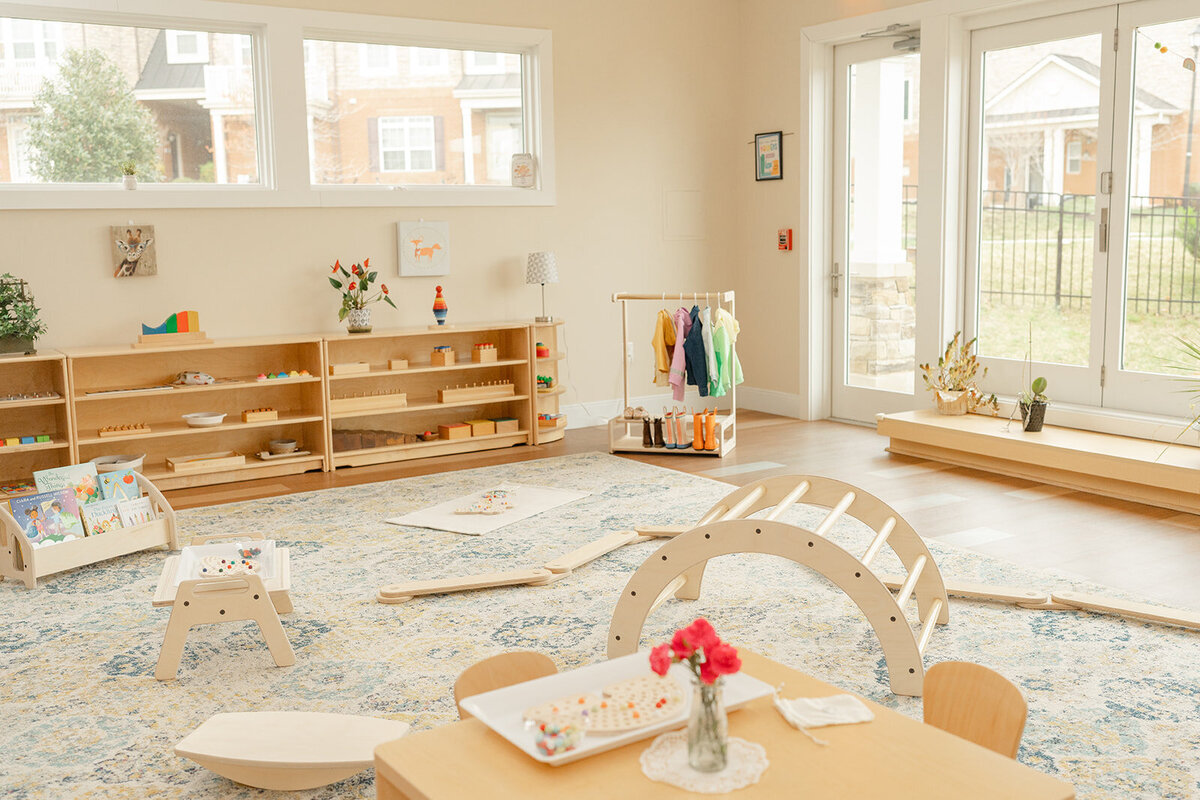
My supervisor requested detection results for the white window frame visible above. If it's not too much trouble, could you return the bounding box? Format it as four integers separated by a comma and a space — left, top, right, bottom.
464, 49, 505, 75
166, 29, 210, 64
378, 115, 435, 173
0, 0, 556, 209
359, 43, 395, 76
408, 45, 447, 75
0, 16, 61, 66
1066, 139, 1083, 174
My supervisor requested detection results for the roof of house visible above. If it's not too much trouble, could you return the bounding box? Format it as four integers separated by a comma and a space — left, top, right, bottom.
1053, 54, 1177, 112
135, 32, 204, 94
455, 73, 520, 93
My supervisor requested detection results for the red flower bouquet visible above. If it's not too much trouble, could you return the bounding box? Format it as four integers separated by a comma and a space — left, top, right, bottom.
649, 618, 742, 684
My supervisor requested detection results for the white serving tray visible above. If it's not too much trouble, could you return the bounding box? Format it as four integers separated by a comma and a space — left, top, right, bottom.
175, 540, 277, 584
459, 650, 774, 766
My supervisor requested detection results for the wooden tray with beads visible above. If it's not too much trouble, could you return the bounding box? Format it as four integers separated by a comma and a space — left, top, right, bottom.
98, 423, 152, 437
522, 674, 685, 734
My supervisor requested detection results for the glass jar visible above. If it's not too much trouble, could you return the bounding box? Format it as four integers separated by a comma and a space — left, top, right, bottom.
687, 675, 728, 772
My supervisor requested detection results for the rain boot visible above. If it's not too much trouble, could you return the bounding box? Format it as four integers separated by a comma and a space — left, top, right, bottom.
704, 409, 717, 451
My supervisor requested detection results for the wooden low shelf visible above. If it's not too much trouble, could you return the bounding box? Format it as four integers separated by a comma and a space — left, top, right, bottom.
0, 437, 70, 454
73, 374, 321, 402
326, 358, 528, 381
77, 413, 325, 445
141, 454, 326, 490
876, 409, 1200, 514
332, 430, 530, 468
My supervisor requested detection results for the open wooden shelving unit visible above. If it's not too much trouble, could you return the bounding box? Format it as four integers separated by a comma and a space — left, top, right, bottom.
61, 336, 328, 490
532, 320, 567, 444
0, 353, 75, 505
323, 323, 535, 468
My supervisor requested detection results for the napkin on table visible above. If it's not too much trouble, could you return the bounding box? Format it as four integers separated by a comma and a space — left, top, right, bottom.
773, 692, 875, 745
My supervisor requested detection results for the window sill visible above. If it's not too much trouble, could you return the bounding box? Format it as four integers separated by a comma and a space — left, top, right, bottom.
992, 396, 1197, 449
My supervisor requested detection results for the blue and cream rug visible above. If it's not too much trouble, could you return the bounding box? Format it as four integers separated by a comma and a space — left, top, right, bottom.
1, 453, 1196, 798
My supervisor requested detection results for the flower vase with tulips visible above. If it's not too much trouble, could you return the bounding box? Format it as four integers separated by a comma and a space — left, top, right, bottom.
328, 258, 395, 332
650, 618, 742, 772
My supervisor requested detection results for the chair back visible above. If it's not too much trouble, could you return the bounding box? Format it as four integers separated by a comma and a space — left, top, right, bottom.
923, 661, 1027, 758
453, 651, 558, 720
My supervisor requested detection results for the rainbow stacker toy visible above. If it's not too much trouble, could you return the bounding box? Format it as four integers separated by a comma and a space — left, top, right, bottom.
135, 311, 212, 349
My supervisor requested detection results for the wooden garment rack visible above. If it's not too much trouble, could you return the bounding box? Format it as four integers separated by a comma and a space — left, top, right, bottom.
609, 291, 737, 458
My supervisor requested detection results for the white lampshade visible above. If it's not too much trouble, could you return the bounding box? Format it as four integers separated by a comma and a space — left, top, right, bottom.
526, 251, 559, 285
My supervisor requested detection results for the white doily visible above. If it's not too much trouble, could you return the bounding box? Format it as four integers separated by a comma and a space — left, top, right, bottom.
639, 731, 768, 794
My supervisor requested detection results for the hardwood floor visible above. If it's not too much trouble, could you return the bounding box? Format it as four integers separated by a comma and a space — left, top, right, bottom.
163, 411, 1200, 610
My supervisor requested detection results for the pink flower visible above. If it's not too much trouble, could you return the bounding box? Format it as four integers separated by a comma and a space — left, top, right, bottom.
670, 629, 694, 660
681, 618, 719, 652
706, 642, 741, 677
699, 658, 720, 685
649, 644, 672, 676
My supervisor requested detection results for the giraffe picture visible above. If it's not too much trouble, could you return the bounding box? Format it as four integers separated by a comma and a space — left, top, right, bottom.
110, 225, 158, 277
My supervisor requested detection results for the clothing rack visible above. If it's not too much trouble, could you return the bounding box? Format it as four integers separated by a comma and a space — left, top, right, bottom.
608, 291, 738, 457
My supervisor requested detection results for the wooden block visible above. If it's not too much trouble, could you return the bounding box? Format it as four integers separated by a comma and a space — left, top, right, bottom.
471, 347, 498, 363
166, 451, 246, 473
133, 331, 213, 349
430, 349, 457, 367
388, 359, 409, 371
437, 383, 515, 403
538, 415, 567, 429
98, 423, 152, 437
34, 435, 50, 443
4, 438, 18, 446
464, 419, 496, 436
438, 423, 471, 441
242, 409, 279, 423
490, 417, 519, 434
330, 361, 370, 376
329, 393, 407, 414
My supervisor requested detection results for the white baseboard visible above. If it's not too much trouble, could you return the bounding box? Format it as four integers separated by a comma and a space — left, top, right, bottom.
561, 385, 806, 429
736, 386, 805, 419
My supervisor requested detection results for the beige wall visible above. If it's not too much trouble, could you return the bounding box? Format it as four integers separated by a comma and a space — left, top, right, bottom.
7, 0, 738, 408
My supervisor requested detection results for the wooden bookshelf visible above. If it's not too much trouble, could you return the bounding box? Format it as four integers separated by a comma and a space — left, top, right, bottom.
324, 324, 535, 468
0, 353, 74, 501
532, 320, 566, 444
61, 336, 328, 491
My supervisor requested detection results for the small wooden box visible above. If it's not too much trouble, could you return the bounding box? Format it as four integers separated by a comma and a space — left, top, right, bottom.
329, 393, 407, 414
166, 451, 246, 473
471, 347, 498, 363
242, 408, 278, 423
388, 359, 409, 371
438, 383, 515, 403
438, 423, 471, 441
538, 415, 567, 430
431, 349, 456, 367
490, 417, 520, 434
330, 361, 370, 376
464, 419, 496, 437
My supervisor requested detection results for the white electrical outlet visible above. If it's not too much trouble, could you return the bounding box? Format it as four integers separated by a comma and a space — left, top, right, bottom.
626, 342, 636, 359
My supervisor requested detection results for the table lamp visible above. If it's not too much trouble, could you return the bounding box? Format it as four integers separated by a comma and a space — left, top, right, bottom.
526, 251, 559, 323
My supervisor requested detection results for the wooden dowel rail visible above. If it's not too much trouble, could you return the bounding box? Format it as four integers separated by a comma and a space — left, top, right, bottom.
610, 291, 736, 303
720, 485, 767, 522
812, 491, 856, 538
763, 480, 811, 522
861, 517, 897, 567
696, 505, 728, 527
651, 575, 687, 613
894, 554, 927, 609
917, 598, 944, 654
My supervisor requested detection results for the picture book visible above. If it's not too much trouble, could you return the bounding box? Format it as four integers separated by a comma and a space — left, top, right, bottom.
117, 496, 155, 527
8, 489, 86, 546
99, 470, 140, 502
33, 464, 102, 506
81, 499, 125, 536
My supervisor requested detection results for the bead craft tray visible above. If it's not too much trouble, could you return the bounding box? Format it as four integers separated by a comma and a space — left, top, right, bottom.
459, 651, 773, 765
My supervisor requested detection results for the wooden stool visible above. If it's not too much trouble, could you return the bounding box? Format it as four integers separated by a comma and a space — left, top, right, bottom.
175, 711, 409, 790
152, 552, 295, 681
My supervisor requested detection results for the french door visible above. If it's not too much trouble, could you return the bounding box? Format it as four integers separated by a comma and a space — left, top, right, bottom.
967, 0, 1200, 417
831, 38, 921, 421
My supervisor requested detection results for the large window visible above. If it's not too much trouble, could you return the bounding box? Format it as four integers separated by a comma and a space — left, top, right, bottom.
0, 15, 259, 185
303, 38, 524, 186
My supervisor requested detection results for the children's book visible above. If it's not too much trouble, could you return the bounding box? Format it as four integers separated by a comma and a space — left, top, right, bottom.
81, 499, 125, 536
117, 496, 155, 527
9, 489, 86, 546
33, 464, 102, 506
99, 470, 140, 502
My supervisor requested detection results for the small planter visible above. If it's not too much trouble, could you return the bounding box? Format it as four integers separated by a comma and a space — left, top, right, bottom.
934, 390, 969, 416
345, 307, 372, 334
122, 175, 138, 190
1019, 400, 1048, 432
0, 336, 34, 356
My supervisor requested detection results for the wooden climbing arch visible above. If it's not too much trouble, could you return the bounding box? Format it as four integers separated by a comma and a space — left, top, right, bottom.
607, 475, 950, 696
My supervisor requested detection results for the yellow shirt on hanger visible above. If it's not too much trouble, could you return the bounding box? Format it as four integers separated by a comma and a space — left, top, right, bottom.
651, 309, 675, 386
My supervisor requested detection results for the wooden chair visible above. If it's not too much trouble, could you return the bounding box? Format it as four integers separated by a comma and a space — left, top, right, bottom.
453, 651, 558, 720
923, 661, 1027, 758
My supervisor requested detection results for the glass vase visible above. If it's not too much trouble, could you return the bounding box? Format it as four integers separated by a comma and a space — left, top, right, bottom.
687, 676, 728, 772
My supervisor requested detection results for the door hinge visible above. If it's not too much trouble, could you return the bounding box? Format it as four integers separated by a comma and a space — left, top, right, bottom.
1100, 365, 1106, 387
1099, 208, 1109, 253
1101, 171, 1112, 195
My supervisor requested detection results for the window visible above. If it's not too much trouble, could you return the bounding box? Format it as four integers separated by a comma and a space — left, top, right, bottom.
902, 78, 912, 121
0, 16, 260, 185
305, 38, 526, 186
360, 43, 395, 75
166, 30, 209, 64
1066, 140, 1082, 174
464, 50, 504, 75
378, 116, 436, 172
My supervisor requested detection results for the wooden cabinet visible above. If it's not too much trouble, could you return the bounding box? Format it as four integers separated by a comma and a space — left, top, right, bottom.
62, 336, 327, 490
0, 353, 74, 502
324, 323, 534, 468
531, 321, 566, 444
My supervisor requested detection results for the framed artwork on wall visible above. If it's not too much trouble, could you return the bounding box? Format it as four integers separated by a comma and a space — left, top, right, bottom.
754, 131, 782, 181
397, 221, 450, 277
111, 225, 157, 277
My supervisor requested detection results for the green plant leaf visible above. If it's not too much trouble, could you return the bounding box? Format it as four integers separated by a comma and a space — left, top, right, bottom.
328, 277, 342, 290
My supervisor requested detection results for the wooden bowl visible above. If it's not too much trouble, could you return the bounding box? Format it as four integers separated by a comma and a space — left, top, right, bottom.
268, 438, 298, 455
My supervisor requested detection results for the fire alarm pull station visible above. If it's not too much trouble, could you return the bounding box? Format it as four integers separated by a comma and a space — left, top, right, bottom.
777, 229, 793, 251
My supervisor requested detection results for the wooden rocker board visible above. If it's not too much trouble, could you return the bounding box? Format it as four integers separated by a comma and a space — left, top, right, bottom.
175, 711, 409, 791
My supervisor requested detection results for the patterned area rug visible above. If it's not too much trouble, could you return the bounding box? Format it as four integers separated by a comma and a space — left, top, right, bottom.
1, 453, 1196, 799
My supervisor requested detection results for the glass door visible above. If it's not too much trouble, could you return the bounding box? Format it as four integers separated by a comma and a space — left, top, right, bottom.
965, 8, 1118, 407
831, 38, 921, 422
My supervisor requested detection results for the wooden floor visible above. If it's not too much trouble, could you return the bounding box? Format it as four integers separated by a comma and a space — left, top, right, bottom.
164, 411, 1200, 610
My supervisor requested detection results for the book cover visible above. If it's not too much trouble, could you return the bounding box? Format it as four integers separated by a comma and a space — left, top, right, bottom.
99, 470, 140, 502
117, 496, 155, 527
81, 499, 125, 536
32, 464, 102, 506
8, 489, 87, 546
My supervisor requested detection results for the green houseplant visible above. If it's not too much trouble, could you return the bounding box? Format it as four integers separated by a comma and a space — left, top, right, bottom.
919, 332, 999, 415
0, 275, 47, 355
1017, 376, 1049, 432
328, 258, 395, 333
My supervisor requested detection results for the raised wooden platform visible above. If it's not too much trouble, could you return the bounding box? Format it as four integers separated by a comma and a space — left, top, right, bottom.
876, 409, 1200, 515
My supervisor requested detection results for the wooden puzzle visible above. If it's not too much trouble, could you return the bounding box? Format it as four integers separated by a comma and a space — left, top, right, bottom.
166, 451, 246, 473
242, 408, 278, 423
431, 346, 456, 367
388, 358, 409, 370
471, 343, 498, 363
99, 423, 152, 437
329, 361, 370, 376
134, 310, 211, 348
438, 381, 515, 403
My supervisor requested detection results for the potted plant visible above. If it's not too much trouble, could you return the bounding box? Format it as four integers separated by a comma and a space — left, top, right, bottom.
0, 275, 47, 356
328, 258, 395, 333
918, 332, 998, 415
1018, 376, 1049, 432
121, 162, 138, 190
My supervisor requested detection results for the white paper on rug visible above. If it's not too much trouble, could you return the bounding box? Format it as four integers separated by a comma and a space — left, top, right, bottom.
385, 482, 590, 535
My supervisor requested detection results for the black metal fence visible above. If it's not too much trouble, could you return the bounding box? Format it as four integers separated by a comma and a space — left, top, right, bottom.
962, 187, 1200, 314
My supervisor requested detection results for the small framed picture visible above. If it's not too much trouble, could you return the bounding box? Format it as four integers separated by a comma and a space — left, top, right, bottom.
755, 131, 782, 182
